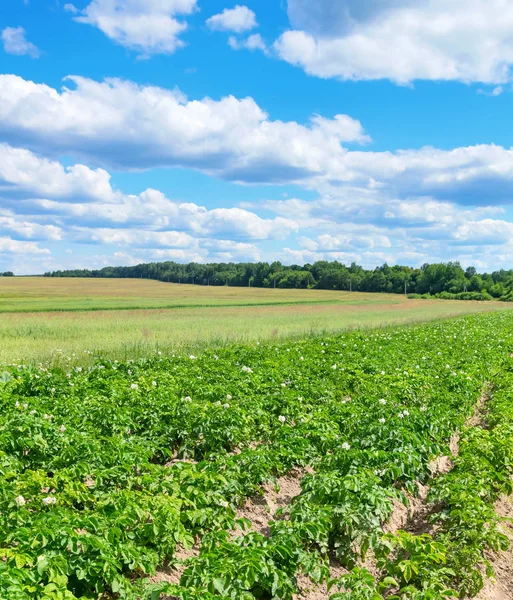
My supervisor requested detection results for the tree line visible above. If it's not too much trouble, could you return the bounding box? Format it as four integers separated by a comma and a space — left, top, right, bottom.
42, 260, 513, 301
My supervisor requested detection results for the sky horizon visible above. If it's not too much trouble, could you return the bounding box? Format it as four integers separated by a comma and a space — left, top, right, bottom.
2, 0, 513, 275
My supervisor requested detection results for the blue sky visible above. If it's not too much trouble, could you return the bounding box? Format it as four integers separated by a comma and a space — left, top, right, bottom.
1, 0, 513, 273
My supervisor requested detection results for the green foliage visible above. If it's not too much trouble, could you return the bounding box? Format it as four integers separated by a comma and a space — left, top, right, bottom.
375, 532, 457, 598
44, 259, 513, 298
1, 312, 513, 598
329, 567, 386, 599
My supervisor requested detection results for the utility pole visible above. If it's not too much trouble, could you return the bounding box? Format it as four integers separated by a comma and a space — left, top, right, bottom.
405, 281, 407, 296
349, 279, 352, 292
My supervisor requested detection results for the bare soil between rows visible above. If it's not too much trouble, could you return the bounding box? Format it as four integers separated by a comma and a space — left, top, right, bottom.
154, 384, 513, 600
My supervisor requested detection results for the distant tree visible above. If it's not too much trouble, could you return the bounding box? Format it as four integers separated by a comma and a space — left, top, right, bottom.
43, 260, 513, 300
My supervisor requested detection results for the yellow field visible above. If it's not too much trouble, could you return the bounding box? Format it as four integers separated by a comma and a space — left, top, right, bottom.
2, 277, 511, 364
0, 277, 394, 312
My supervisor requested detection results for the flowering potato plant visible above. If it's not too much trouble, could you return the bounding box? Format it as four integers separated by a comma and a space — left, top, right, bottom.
1, 312, 513, 598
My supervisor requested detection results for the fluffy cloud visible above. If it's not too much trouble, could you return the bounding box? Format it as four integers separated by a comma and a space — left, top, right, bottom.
260, 191, 503, 235
207, 5, 257, 33
315, 231, 392, 251
68, 0, 197, 56
0, 144, 301, 271
452, 219, 513, 245
276, 0, 513, 84
0, 144, 115, 201
0, 74, 369, 182
201, 239, 261, 262
0, 212, 62, 241
340, 145, 513, 204
4, 74, 513, 271
4, 141, 513, 271
5, 75, 513, 205
257, 187, 513, 267
76, 227, 197, 248
287, 0, 416, 35
1, 27, 39, 58
0, 238, 49, 255
0, 144, 298, 245
228, 34, 268, 54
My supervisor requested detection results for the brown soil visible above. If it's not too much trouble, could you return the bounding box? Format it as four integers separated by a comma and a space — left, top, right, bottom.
462, 384, 513, 600
470, 495, 513, 600
466, 386, 491, 428
150, 545, 200, 593
293, 558, 348, 600
385, 386, 491, 540
384, 383, 513, 600
384, 483, 434, 536
153, 386, 501, 600
165, 449, 198, 467
385, 427, 461, 538
235, 468, 306, 536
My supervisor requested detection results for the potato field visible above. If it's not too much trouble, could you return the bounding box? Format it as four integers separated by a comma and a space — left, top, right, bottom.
2, 312, 513, 599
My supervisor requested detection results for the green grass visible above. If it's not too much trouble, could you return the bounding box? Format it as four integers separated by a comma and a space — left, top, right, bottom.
0, 277, 401, 312
2, 298, 511, 366
2, 277, 512, 365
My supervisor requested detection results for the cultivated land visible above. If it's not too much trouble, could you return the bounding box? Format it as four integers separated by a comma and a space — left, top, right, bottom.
2, 312, 513, 600
0, 277, 412, 312
1, 277, 512, 364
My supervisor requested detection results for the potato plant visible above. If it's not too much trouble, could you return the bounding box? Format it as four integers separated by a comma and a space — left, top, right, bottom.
1, 312, 513, 599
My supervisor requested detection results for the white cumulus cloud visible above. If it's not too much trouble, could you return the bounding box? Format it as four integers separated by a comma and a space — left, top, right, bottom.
3, 143, 513, 272
0, 212, 62, 241
276, 0, 513, 84
0, 238, 49, 255
207, 5, 257, 33
1, 27, 39, 58
228, 33, 268, 54
70, 0, 197, 56
4, 76, 513, 208
0, 144, 115, 201
0, 74, 369, 182
0, 144, 299, 246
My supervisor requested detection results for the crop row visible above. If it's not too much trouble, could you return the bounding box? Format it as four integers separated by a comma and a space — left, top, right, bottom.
1, 313, 513, 599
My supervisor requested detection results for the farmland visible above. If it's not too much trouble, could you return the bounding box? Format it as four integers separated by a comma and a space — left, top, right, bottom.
0, 278, 510, 364
2, 310, 513, 599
